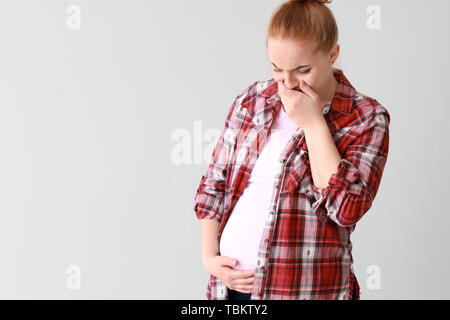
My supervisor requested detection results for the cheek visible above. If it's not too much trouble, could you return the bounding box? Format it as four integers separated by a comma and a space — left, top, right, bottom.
301, 74, 317, 87
272, 73, 283, 82
302, 73, 314, 82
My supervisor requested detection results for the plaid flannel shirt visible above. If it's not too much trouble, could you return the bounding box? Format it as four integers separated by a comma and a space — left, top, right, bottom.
193, 67, 390, 300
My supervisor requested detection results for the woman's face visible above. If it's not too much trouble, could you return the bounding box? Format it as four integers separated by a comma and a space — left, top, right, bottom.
267, 36, 339, 97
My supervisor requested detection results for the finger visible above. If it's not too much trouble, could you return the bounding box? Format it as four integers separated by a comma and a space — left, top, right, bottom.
227, 271, 253, 282
280, 82, 298, 99
232, 269, 255, 278
278, 80, 292, 95
235, 277, 254, 285
220, 256, 238, 268
299, 80, 318, 100
229, 277, 254, 289
233, 285, 253, 294
277, 80, 284, 95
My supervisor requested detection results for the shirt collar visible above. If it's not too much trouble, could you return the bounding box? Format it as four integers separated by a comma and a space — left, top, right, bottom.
259, 67, 356, 115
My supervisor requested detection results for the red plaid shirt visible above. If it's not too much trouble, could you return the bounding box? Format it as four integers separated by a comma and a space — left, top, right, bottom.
194, 67, 390, 300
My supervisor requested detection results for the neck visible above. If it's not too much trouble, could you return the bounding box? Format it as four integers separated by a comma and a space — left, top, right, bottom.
320, 72, 338, 107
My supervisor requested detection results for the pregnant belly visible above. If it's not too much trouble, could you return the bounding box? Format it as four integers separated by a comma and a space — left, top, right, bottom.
219, 184, 271, 271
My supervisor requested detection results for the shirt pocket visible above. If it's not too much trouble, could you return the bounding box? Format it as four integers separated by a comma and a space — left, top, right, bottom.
284, 149, 314, 198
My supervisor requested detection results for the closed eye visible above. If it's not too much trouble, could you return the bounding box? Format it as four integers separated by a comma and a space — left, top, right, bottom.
297, 69, 310, 74
273, 68, 311, 74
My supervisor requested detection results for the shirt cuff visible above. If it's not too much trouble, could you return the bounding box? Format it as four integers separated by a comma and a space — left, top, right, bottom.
311, 158, 366, 223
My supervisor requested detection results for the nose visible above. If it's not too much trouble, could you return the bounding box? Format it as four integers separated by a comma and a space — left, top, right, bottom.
282, 74, 300, 90
284, 82, 301, 91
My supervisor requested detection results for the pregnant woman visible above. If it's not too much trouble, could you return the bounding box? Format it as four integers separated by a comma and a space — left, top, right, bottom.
194, 0, 390, 300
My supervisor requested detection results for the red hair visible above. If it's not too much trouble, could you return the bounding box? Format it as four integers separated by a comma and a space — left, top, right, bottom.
266, 0, 338, 54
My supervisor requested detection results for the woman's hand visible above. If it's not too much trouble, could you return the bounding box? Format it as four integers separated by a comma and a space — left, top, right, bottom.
277, 79, 325, 132
203, 255, 255, 294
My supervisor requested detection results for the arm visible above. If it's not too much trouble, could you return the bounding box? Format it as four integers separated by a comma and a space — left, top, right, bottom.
193, 80, 260, 222
303, 117, 342, 189
200, 219, 220, 267
193, 94, 240, 222
303, 106, 390, 227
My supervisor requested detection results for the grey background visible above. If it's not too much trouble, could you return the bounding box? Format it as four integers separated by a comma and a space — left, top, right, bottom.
0, 0, 448, 299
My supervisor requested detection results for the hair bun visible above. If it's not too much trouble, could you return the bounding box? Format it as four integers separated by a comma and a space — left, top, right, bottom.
297, 0, 332, 4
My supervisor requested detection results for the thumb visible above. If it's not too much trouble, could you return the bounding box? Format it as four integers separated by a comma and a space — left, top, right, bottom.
299, 80, 308, 90
223, 256, 238, 267
299, 80, 316, 98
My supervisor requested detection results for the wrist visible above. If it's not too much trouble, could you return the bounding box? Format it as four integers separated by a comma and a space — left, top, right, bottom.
202, 251, 219, 264
302, 116, 327, 135
202, 254, 218, 274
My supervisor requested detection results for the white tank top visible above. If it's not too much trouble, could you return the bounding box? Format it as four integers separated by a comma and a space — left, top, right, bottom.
219, 105, 299, 270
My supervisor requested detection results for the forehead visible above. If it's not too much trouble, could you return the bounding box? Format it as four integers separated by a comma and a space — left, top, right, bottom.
267, 37, 319, 64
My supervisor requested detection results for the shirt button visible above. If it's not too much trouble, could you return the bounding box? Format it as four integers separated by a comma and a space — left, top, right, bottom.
257, 259, 264, 268
317, 207, 327, 222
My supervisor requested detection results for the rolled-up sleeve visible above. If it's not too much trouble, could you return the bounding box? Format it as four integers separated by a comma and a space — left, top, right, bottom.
311, 106, 390, 227
193, 96, 240, 222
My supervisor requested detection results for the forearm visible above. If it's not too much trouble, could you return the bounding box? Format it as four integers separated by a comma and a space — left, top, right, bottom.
303, 117, 342, 189
199, 219, 220, 265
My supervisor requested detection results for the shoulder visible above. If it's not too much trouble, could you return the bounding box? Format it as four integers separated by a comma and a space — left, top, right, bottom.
233, 78, 275, 105
226, 78, 276, 124
350, 90, 391, 128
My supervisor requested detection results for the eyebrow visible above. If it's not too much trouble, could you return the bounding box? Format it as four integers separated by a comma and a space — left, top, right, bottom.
271, 62, 311, 71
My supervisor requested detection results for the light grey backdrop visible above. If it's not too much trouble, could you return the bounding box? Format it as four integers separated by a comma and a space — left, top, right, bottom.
0, 0, 448, 299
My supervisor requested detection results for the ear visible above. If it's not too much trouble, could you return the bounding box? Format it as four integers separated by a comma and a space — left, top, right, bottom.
330, 44, 340, 65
